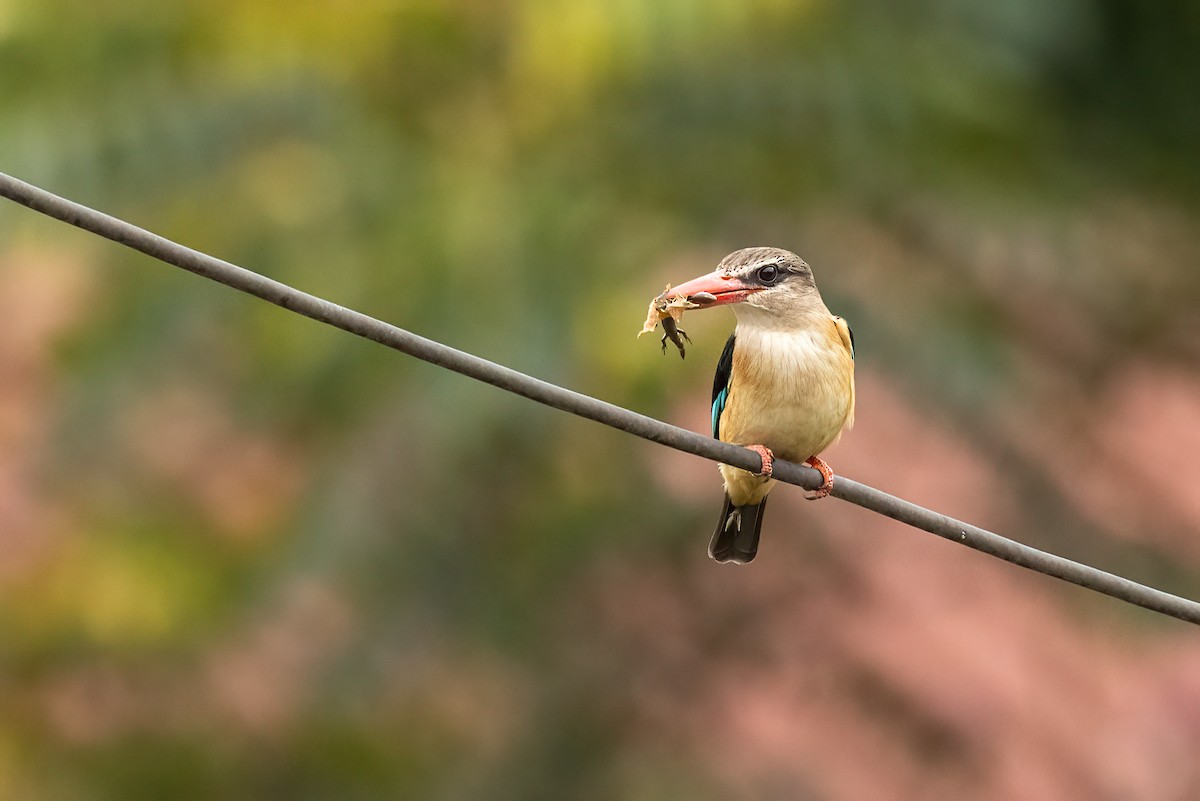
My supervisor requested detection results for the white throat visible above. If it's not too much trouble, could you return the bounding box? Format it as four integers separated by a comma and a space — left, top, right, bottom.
731, 296, 831, 333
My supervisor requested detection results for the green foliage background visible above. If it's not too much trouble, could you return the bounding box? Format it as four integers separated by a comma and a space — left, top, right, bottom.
2, 1, 1199, 798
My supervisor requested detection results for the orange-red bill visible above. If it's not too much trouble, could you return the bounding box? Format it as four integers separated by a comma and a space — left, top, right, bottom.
664, 270, 761, 307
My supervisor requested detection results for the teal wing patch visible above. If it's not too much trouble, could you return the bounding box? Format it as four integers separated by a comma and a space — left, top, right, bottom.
711, 334, 735, 439
711, 387, 728, 439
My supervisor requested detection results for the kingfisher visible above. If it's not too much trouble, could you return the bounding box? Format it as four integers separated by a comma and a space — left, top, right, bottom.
663, 247, 855, 564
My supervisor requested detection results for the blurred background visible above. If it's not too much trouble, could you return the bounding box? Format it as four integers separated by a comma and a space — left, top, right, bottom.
3, 0, 1200, 798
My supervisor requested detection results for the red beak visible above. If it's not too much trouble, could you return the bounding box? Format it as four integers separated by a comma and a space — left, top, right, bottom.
664, 269, 760, 307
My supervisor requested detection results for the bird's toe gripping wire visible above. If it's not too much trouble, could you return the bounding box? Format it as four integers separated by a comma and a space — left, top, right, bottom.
803, 455, 834, 500
746, 444, 774, 478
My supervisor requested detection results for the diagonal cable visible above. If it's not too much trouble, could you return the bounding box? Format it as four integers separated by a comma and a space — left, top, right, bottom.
3, 171, 1198, 625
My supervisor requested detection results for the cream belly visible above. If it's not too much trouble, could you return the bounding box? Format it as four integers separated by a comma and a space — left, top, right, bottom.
718, 321, 854, 506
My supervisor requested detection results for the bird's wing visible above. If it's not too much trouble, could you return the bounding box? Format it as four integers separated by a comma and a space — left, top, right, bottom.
833, 316, 854, 360
711, 333, 736, 439
833, 315, 857, 429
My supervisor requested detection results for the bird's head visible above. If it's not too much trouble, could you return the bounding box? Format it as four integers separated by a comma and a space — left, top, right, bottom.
665, 247, 823, 328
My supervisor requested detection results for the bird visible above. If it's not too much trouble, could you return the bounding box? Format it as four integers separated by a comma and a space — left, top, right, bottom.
662, 247, 855, 564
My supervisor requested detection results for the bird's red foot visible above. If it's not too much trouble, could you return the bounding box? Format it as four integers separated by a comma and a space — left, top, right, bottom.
803, 456, 834, 500
747, 444, 774, 478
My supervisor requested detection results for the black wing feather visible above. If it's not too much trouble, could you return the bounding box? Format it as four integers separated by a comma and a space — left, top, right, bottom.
711, 334, 735, 439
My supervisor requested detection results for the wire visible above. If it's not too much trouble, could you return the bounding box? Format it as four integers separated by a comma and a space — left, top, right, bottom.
3, 171, 1198, 625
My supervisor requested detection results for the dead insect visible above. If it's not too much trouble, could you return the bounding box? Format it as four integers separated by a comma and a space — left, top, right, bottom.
660, 315, 691, 359
638, 284, 699, 359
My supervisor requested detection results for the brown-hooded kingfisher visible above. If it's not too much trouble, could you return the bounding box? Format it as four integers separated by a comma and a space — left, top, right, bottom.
663, 247, 855, 564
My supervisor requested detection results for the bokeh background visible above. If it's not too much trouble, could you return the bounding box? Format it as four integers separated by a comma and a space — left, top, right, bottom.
3, 0, 1200, 798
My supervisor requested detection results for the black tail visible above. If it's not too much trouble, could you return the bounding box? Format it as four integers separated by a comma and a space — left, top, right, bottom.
708, 494, 768, 564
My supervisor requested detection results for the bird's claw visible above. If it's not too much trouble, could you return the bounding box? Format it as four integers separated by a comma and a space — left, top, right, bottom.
803, 456, 834, 499
747, 444, 774, 478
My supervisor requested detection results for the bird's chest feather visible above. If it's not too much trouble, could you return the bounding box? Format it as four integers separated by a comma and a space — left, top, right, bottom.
721, 325, 854, 462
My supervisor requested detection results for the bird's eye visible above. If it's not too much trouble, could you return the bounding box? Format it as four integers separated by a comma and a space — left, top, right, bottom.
757, 264, 780, 285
